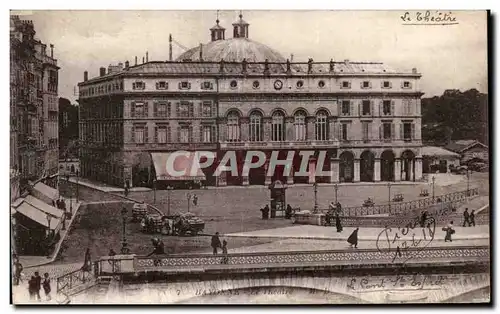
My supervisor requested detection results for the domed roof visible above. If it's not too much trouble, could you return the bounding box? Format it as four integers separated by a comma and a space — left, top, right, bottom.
176, 38, 286, 63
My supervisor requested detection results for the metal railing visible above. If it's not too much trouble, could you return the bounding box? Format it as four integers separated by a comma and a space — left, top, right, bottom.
56, 266, 95, 296
335, 188, 479, 216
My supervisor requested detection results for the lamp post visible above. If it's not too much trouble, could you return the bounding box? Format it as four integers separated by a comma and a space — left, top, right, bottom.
432, 176, 436, 202
466, 169, 471, 198
387, 182, 392, 214
46, 214, 52, 256
166, 185, 173, 216
187, 192, 192, 213
334, 183, 339, 204
75, 169, 79, 202
313, 182, 318, 213
120, 207, 129, 254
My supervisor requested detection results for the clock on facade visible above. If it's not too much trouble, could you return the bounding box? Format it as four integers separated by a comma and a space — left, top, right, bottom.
274, 80, 283, 90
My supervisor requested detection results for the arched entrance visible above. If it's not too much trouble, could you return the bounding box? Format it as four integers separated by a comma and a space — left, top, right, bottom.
401, 150, 416, 181
339, 151, 354, 183
360, 150, 375, 182
381, 150, 395, 181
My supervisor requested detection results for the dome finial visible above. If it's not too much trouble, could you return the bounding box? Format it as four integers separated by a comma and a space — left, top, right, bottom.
239, 10, 243, 19
216, 10, 220, 24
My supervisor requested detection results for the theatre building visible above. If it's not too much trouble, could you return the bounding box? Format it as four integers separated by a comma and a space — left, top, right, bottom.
78, 14, 424, 188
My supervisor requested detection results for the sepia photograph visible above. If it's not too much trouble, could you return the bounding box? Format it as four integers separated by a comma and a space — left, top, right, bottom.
9, 9, 490, 305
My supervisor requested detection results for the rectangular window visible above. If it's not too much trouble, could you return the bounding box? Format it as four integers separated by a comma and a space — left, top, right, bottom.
132, 81, 145, 90
201, 102, 212, 117
383, 100, 392, 116
202, 125, 214, 143
201, 81, 214, 90
362, 81, 370, 88
341, 101, 350, 116
134, 126, 145, 144
157, 126, 168, 143
179, 125, 190, 143
362, 100, 371, 116
403, 81, 411, 88
403, 122, 412, 141
341, 123, 348, 141
342, 81, 350, 89
156, 102, 170, 117
383, 81, 391, 88
362, 122, 370, 142
156, 81, 168, 90
134, 102, 145, 117
179, 81, 191, 90
178, 102, 191, 117
383, 123, 392, 140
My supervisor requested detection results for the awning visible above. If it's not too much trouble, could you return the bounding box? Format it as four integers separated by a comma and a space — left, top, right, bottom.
151, 152, 207, 181
13, 200, 61, 230
32, 182, 59, 205
24, 195, 64, 219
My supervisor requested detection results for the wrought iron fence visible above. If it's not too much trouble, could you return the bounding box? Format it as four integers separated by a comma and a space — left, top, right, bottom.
56, 267, 94, 296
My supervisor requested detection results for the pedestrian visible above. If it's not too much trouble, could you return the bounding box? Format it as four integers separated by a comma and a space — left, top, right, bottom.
147, 238, 165, 266
60, 198, 66, 211
42, 272, 51, 301
211, 232, 222, 255
221, 240, 228, 264
14, 260, 23, 286
325, 211, 332, 226
52, 200, 56, 207
28, 276, 36, 301
193, 194, 198, 206
285, 204, 293, 219
469, 210, 476, 227
444, 221, 455, 242
463, 208, 470, 227
34, 271, 42, 301
347, 227, 359, 249
335, 212, 343, 233
82, 248, 92, 272
262, 205, 270, 220
420, 210, 428, 228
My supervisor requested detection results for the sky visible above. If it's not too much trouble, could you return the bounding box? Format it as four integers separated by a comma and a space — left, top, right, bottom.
14, 10, 488, 103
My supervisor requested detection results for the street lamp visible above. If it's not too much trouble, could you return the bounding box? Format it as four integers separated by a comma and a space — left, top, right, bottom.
313, 182, 318, 213
75, 169, 79, 202
46, 214, 52, 257
387, 182, 392, 214
166, 185, 173, 216
187, 192, 192, 213
334, 183, 339, 204
120, 207, 129, 254
466, 169, 471, 198
431, 176, 436, 202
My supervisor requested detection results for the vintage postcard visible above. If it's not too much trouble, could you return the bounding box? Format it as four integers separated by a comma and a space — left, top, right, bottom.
10, 10, 490, 304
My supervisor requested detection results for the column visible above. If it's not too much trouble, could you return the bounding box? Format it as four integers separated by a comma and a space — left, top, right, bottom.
394, 159, 401, 181
329, 119, 336, 141
415, 158, 423, 181
374, 158, 381, 182
287, 167, 294, 185
264, 160, 272, 185
242, 174, 249, 186
240, 118, 249, 142
306, 117, 315, 141
217, 171, 227, 186
285, 117, 294, 141
308, 158, 316, 184
353, 159, 360, 182
263, 118, 271, 142
330, 158, 339, 183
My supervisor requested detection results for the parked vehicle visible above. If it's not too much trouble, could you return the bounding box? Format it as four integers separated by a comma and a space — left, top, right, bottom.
171, 212, 205, 236
132, 203, 148, 222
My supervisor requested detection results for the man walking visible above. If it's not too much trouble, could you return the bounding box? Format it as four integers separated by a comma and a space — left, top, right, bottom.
211, 232, 222, 255
469, 210, 476, 227
34, 271, 42, 301
463, 208, 470, 227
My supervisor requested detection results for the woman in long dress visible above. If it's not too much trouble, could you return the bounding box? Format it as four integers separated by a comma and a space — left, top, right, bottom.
347, 228, 359, 248
335, 213, 343, 233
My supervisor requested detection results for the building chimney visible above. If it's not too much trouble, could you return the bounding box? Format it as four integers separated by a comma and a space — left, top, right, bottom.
290, 54, 294, 62
199, 44, 203, 61
142, 56, 145, 64
344, 59, 350, 65
135, 56, 137, 65
146, 51, 149, 63
50, 44, 54, 58
169, 34, 173, 61
125, 61, 129, 69
412, 67, 418, 74
84, 71, 88, 82
99, 67, 106, 77
118, 62, 123, 69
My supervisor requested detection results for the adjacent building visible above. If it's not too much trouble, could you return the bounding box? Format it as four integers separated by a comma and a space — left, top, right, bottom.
10, 15, 60, 190
78, 14, 424, 188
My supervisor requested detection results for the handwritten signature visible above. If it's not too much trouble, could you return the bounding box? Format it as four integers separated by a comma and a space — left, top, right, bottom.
401, 11, 458, 25
376, 215, 436, 263
347, 273, 449, 291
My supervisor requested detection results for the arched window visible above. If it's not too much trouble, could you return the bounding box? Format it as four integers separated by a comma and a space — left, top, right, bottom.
294, 110, 307, 141
227, 111, 240, 142
315, 110, 328, 141
271, 111, 285, 141
249, 111, 263, 142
